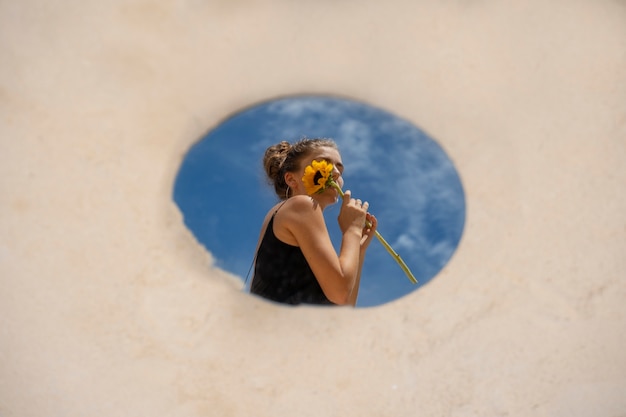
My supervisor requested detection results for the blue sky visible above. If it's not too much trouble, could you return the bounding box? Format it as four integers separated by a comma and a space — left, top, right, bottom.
173, 95, 465, 307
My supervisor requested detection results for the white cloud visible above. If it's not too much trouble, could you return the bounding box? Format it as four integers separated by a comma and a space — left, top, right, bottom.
336, 119, 374, 173
266, 98, 328, 117
393, 233, 417, 251
266, 96, 361, 120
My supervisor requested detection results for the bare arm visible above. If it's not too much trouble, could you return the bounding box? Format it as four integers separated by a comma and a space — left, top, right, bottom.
346, 213, 378, 306
278, 193, 367, 305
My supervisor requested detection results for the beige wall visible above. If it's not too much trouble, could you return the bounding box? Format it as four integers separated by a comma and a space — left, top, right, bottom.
1, 1, 625, 416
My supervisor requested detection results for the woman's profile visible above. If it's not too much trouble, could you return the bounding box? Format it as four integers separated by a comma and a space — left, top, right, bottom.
250, 138, 377, 306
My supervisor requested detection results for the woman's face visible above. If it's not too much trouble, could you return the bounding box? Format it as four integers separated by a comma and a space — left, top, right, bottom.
295, 146, 344, 206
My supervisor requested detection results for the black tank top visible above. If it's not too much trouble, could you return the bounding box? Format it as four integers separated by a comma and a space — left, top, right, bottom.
250, 210, 334, 306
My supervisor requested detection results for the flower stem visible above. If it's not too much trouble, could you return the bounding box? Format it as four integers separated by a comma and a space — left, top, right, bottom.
330, 182, 418, 284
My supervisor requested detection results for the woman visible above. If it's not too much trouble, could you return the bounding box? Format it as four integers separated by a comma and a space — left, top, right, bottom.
250, 138, 377, 306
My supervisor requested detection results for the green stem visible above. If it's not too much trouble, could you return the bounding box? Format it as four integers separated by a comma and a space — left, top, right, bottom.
330, 182, 418, 284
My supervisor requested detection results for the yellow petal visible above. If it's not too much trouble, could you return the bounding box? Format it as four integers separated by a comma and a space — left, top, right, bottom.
302, 160, 334, 195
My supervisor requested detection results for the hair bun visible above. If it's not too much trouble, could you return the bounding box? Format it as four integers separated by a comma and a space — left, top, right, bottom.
263, 141, 291, 183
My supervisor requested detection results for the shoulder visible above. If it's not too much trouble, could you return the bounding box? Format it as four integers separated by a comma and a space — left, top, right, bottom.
279, 195, 322, 219
273, 196, 325, 240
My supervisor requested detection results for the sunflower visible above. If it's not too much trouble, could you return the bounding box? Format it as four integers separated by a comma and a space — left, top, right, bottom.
302, 159, 334, 195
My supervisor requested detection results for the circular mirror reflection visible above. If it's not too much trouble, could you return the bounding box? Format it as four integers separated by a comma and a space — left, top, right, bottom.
173, 95, 465, 307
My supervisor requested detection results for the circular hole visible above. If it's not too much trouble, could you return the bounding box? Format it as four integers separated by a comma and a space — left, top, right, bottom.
174, 95, 465, 307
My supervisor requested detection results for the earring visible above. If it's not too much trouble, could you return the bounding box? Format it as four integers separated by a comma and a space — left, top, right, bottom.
285, 185, 291, 200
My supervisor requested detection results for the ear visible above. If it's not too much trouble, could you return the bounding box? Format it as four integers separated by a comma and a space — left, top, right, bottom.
284, 171, 298, 188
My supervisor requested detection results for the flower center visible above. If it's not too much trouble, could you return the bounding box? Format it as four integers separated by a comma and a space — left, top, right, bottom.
313, 170, 324, 185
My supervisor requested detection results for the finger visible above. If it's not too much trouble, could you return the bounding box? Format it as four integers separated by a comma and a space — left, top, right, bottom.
369, 214, 377, 227
342, 190, 351, 206
362, 201, 369, 210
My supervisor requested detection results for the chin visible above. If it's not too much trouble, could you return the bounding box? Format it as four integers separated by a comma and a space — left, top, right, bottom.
315, 193, 338, 209
326, 190, 339, 203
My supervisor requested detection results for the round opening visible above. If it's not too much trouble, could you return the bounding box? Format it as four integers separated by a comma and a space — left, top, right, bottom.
173, 95, 465, 307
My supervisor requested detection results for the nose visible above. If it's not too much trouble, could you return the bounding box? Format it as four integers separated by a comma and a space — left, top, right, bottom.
332, 165, 341, 179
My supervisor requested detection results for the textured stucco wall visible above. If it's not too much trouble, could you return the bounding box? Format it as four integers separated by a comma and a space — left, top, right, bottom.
1, 1, 625, 416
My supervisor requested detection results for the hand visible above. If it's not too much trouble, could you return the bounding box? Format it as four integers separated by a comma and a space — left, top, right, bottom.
360, 213, 377, 250
337, 190, 368, 235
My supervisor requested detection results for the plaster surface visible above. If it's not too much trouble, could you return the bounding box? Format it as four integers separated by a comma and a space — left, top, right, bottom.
1, 1, 625, 416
